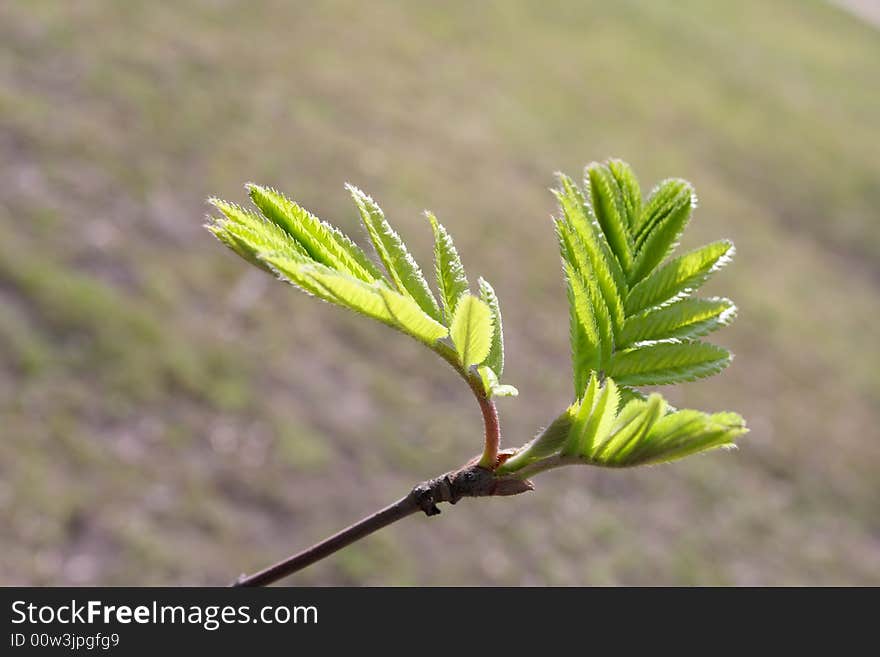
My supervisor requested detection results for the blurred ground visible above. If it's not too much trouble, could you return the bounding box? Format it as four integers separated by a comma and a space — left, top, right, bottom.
1, 0, 878, 585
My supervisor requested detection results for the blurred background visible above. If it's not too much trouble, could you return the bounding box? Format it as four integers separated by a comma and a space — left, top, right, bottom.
1, 0, 878, 585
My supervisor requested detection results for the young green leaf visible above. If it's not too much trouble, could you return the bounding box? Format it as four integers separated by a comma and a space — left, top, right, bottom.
588, 398, 650, 463
556, 175, 627, 304
347, 185, 442, 322
619, 297, 737, 347
554, 179, 626, 334
496, 369, 745, 474
450, 294, 493, 369
564, 373, 600, 456
558, 223, 615, 371
607, 159, 641, 230
626, 240, 735, 315
579, 376, 620, 455
209, 198, 311, 259
478, 277, 504, 377
564, 262, 604, 373
427, 211, 469, 323
630, 185, 695, 284
478, 364, 499, 396
608, 341, 732, 386
634, 178, 693, 245
478, 365, 519, 398
586, 162, 633, 273
262, 254, 448, 345
492, 384, 519, 397
589, 393, 666, 465
376, 286, 450, 345
564, 271, 599, 396
623, 409, 746, 466
246, 184, 383, 283
564, 374, 620, 456
263, 254, 384, 315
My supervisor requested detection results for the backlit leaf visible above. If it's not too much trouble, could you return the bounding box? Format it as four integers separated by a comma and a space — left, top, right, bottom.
348, 185, 442, 322
427, 211, 469, 322
450, 294, 493, 368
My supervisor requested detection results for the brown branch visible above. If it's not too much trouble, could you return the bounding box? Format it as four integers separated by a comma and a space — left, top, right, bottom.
232, 463, 533, 587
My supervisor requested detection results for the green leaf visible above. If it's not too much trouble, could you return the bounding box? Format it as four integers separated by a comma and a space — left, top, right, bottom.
630, 182, 695, 284
581, 376, 620, 455
478, 365, 519, 398
608, 341, 732, 386
376, 286, 450, 345
558, 223, 615, 372
246, 184, 383, 283
208, 199, 313, 272
347, 185, 442, 322
426, 211, 469, 322
626, 240, 735, 315
253, 253, 327, 297
564, 375, 620, 456
634, 178, 693, 244
563, 271, 599, 396
618, 385, 648, 406
607, 159, 642, 230
564, 373, 600, 456
478, 364, 498, 393
624, 409, 747, 466
589, 400, 652, 464
496, 378, 744, 473
586, 162, 633, 273
619, 297, 737, 347
589, 393, 666, 465
262, 254, 447, 345
565, 264, 607, 373
450, 294, 493, 368
478, 277, 505, 377
263, 253, 381, 313
554, 174, 626, 333
551, 163, 739, 398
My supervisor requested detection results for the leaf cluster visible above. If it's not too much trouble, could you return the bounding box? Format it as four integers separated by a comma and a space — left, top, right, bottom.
496, 160, 746, 475
208, 159, 746, 476
498, 373, 745, 473
208, 184, 515, 398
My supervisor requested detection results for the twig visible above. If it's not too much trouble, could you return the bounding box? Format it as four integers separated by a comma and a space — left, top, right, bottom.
232, 463, 533, 587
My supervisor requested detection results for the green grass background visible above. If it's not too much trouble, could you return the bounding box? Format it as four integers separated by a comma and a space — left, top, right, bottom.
1, 0, 878, 585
